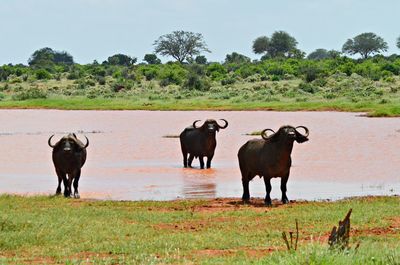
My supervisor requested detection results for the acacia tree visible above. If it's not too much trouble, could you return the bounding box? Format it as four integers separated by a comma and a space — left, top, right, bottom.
342, 32, 388, 59
252, 31, 300, 58
28, 47, 74, 67
107, 54, 137, 66
252, 36, 269, 54
153, 30, 210, 63
224, 52, 251, 64
307, 49, 341, 60
143, 54, 161, 64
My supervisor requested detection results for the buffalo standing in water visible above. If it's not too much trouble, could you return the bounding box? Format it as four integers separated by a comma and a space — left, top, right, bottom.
180, 119, 228, 169
238, 125, 309, 206
48, 133, 89, 198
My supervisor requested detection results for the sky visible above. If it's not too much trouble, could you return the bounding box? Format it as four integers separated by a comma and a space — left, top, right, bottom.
0, 0, 399, 65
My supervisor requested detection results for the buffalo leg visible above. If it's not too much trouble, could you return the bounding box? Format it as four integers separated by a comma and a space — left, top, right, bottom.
264, 177, 272, 206
242, 178, 250, 202
55, 170, 63, 195
66, 174, 74, 198
58, 171, 70, 197
199, 156, 205, 169
73, 170, 81, 199
280, 175, 289, 204
206, 154, 214, 169
182, 150, 188, 168
188, 154, 194, 167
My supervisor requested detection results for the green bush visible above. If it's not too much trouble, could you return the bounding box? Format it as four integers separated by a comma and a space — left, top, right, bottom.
298, 82, 319, 94
12, 87, 47, 100
35, 69, 52, 80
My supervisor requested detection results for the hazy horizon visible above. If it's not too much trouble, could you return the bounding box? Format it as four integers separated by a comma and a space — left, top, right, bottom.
1, 0, 399, 65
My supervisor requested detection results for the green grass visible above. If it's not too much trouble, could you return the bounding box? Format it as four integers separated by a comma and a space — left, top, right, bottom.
0, 195, 399, 264
1, 76, 400, 116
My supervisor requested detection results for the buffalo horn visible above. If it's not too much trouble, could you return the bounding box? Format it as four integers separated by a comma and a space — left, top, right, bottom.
82, 135, 89, 148
193, 120, 201, 128
48, 135, 55, 148
295, 126, 309, 137
261, 129, 275, 140
217, 119, 228, 129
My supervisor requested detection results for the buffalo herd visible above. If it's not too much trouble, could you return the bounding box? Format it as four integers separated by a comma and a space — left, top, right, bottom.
48, 120, 309, 206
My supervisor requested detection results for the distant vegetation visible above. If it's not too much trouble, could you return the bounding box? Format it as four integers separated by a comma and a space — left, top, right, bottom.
0, 30, 400, 116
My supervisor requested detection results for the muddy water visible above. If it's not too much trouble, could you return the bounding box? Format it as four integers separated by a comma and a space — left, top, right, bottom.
0, 110, 399, 201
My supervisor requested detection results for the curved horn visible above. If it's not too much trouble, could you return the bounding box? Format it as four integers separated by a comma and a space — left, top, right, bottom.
295, 126, 309, 137
82, 135, 89, 148
192, 120, 201, 128
261, 129, 275, 140
48, 135, 55, 148
217, 119, 228, 129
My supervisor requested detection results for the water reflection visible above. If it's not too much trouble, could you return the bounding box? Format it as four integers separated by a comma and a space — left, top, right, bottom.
181, 168, 217, 198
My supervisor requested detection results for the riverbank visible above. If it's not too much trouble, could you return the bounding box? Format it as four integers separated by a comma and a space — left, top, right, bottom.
1, 75, 400, 117
0, 195, 399, 264
0, 97, 399, 117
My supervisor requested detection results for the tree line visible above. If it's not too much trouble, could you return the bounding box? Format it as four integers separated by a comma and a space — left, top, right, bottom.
3, 30, 400, 68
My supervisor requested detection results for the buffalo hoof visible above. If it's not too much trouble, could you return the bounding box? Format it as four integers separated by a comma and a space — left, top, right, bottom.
282, 197, 289, 204
74, 193, 80, 199
264, 199, 272, 207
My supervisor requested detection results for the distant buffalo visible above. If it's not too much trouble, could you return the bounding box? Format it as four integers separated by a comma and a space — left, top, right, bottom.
48, 133, 89, 198
180, 119, 228, 169
238, 125, 309, 206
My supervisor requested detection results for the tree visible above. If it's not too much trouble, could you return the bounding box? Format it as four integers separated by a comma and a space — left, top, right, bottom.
143, 54, 161, 65
153, 30, 210, 63
252, 36, 269, 54
307, 49, 341, 60
268, 31, 298, 58
224, 52, 251, 64
397, 36, 400, 49
107, 54, 137, 66
28, 47, 74, 67
252, 31, 300, 58
194, 55, 207, 64
342, 32, 388, 59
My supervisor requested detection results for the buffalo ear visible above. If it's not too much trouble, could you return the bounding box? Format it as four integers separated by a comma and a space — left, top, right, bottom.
295, 131, 309, 143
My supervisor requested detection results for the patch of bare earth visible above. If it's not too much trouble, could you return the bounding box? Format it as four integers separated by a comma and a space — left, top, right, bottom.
172, 198, 307, 214
192, 246, 281, 258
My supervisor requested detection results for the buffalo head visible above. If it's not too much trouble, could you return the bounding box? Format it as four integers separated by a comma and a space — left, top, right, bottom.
48, 133, 89, 153
261, 125, 309, 143
192, 119, 228, 133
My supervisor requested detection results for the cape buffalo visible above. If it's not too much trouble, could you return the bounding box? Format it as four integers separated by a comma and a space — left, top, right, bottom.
180, 119, 228, 169
48, 133, 89, 198
238, 125, 309, 206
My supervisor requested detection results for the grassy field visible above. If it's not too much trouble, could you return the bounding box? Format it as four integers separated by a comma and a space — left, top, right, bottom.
0, 195, 399, 264
1, 75, 400, 117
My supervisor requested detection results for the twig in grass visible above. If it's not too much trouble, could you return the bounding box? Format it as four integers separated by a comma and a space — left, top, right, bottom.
281, 219, 299, 251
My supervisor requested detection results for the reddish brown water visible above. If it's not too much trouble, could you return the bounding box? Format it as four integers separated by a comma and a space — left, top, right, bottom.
0, 110, 399, 201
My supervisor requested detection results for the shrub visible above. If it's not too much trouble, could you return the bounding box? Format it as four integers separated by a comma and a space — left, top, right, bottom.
12, 87, 47, 100
298, 82, 318, 94
184, 73, 210, 91
97, 76, 106, 85
35, 69, 52, 80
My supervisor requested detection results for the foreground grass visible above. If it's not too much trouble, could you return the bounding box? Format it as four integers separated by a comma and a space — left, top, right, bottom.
0, 195, 399, 264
